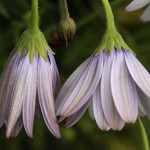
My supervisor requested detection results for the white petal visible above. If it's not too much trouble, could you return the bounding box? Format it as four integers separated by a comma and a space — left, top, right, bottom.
10, 115, 23, 137
23, 58, 37, 138
38, 56, 60, 138
55, 58, 91, 113
0, 54, 20, 127
141, 5, 150, 22
111, 51, 138, 123
88, 99, 94, 120
47, 50, 60, 94
65, 101, 90, 128
6, 55, 30, 138
58, 54, 103, 117
138, 99, 146, 116
137, 86, 150, 119
125, 51, 150, 98
125, 0, 150, 11
92, 81, 110, 131
101, 51, 125, 131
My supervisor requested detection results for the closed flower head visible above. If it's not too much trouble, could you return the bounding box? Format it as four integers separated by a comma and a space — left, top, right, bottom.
55, 0, 150, 131
0, 0, 60, 138
57, 0, 76, 46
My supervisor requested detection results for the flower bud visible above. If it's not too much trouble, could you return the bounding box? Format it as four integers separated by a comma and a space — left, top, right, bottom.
57, 17, 76, 46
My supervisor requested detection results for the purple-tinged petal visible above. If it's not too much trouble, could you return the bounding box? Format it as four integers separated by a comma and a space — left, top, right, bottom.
58, 53, 104, 117
141, 5, 150, 22
125, 51, 150, 98
92, 81, 110, 131
56, 58, 91, 113
23, 58, 37, 138
88, 101, 94, 120
101, 51, 125, 131
47, 50, 60, 94
65, 101, 90, 128
138, 96, 146, 117
35, 100, 42, 118
10, 115, 23, 137
0, 53, 20, 127
111, 51, 138, 123
38, 55, 61, 138
125, 0, 150, 11
137, 86, 150, 119
6, 55, 30, 138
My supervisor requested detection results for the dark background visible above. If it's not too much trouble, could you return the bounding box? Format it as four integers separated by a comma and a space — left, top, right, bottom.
0, 0, 150, 149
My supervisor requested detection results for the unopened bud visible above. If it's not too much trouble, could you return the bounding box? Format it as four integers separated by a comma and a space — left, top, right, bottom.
57, 17, 76, 46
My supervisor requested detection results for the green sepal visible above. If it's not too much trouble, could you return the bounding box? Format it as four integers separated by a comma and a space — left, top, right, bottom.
13, 28, 55, 62
95, 30, 133, 56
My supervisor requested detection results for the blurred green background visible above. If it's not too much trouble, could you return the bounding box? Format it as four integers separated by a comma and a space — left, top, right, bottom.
0, 0, 150, 149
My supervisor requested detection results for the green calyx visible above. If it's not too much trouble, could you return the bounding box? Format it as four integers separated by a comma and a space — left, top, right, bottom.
14, 28, 54, 62
96, 0, 132, 55
96, 29, 132, 55
13, 0, 54, 62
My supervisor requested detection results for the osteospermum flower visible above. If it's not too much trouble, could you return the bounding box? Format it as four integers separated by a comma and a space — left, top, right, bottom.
125, 0, 150, 22
0, 0, 60, 138
55, 0, 150, 131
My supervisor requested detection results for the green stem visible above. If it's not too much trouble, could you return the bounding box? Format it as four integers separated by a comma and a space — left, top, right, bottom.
101, 0, 116, 34
138, 117, 149, 150
29, 0, 39, 33
63, 0, 70, 18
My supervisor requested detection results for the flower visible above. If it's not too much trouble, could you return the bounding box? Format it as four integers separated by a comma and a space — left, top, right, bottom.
0, 29, 61, 138
0, 0, 61, 138
56, 48, 150, 131
125, 0, 150, 22
56, 0, 150, 131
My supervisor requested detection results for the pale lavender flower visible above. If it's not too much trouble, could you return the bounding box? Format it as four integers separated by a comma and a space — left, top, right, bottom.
0, 50, 60, 138
56, 49, 150, 131
125, 0, 150, 22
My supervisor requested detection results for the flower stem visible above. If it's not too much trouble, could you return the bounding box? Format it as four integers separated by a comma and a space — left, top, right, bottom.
63, 0, 70, 18
138, 117, 149, 150
101, 0, 117, 35
29, 0, 39, 33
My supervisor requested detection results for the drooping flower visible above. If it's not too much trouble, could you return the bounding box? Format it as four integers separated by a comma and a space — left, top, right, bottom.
0, 0, 60, 138
125, 0, 150, 22
55, 0, 150, 131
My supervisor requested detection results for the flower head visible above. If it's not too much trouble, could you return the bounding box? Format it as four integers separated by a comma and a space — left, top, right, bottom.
55, 0, 150, 131
0, 0, 60, 138
57, 17, 76, 46
125, 0, 150, 22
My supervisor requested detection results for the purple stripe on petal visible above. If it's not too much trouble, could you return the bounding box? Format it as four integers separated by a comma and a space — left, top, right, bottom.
6, 54, 30, 138
59, 53, 104, 117
125, 51, 150, 98
0, 53, 21, 127
101, 51, 125, 131
38, 55, 61, 138
56, 57, 91, 114
47, 50, 60, 95
92, 81, 110, 131
111, 51, 138, 123
10, 115, 23, 137
65, 100, 90, 128
23, 57, 37, 138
